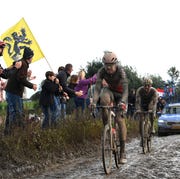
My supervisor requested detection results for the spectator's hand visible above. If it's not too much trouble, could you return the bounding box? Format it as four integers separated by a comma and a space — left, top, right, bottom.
59, 85, 63, 92
54, 78, 59, 84
118, 102, 126, 111
33, 84, 37, 91
63, 92, 68, 97
75, 90, 83, 97
63, 92, 69, 100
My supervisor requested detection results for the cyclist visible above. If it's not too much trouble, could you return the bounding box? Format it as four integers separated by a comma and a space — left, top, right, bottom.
135, 78, 158, 145
92, 51, 128, 164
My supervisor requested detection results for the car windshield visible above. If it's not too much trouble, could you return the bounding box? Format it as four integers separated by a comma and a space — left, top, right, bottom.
162, 106, 180, 114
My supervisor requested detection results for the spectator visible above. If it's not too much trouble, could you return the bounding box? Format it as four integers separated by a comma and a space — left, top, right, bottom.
66, 74, 78, 115
156, 97, 166, 117
56, 64, 83, 97
39, 71, 62, 128
3, 47, 37, 135
127, 88, 136, 119
74, 70, 97, 119
58, 66, 65, 73
56, 64, 83, 116
67, 74, 79, 95
23, 69, 36, 99
55, 66, 69, 120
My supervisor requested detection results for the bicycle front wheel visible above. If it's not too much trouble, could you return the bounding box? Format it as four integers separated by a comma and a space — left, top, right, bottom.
102, 124, 113, 174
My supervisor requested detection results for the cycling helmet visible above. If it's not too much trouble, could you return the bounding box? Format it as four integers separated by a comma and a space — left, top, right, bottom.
143, 78, 153, 85
102, 51, 118, 64
0, 40, 6, 48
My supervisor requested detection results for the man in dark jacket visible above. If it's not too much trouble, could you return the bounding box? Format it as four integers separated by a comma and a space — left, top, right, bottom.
4, 47, 37, 135
56, 63, 83, 97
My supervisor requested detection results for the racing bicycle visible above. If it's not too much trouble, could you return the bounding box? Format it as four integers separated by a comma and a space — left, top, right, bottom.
95, 105, 121, 174
137, 111, 153, 154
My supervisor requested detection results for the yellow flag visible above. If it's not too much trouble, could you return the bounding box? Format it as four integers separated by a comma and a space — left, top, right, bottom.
0, 18, 44, 67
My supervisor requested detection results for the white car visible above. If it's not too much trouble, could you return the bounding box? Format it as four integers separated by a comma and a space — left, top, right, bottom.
158, 103, 180, 136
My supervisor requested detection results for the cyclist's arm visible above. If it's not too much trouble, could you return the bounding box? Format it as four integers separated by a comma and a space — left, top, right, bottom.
135, 87, 142, 111
148, 87, 159, 112
121, 68, 128, 106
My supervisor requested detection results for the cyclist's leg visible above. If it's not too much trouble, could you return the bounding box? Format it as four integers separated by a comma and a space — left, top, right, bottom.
139, 113, 144, 146
116, 111, 127, 164
114, 94, 127, 164
99, 87, 114, 126
150, 112, 155, 134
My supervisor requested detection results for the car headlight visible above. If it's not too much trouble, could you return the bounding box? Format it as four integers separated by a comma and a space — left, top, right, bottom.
158, 119, 165, 123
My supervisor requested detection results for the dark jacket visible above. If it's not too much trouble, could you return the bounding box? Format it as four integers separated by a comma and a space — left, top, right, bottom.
5, 60, 33, 97
39, 79, 59, 106
56, 70, 76, 97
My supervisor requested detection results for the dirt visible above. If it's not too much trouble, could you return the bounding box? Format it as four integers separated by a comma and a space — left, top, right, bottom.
28, 134, 180, 179
1, 134, 179, 179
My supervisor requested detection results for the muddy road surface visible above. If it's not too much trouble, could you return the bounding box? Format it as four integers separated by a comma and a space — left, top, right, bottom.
29, 134, 180, 179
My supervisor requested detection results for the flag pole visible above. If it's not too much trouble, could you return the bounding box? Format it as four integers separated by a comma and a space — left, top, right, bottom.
44, 56, 53, 71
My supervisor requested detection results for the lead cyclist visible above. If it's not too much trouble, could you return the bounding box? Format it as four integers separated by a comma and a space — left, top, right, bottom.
91, 51, 128, 164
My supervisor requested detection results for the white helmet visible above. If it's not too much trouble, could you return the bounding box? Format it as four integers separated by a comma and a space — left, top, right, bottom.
143, 78, 153, 85
102, 51, 118, 64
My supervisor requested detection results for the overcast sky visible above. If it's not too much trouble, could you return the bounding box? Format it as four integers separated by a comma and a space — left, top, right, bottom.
1, 0, 180, 97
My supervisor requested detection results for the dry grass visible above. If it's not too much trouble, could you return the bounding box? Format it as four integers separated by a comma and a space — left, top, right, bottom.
0, 110, 140, 178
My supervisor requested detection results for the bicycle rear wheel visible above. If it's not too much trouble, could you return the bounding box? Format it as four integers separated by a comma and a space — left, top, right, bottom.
113, 123, 121, 168
102, 124, 112, 174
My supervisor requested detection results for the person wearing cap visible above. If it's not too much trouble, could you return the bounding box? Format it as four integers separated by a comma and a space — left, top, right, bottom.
135, 78, 159, 145
4, 46, 37, 135
91, 51, 128, 164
